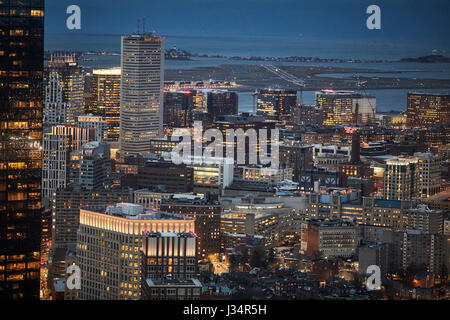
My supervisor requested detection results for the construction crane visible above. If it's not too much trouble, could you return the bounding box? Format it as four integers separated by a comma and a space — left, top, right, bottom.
260, 64, 306, 103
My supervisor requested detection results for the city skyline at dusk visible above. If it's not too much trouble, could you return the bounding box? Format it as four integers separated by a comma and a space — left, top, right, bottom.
0, 0, 449, 312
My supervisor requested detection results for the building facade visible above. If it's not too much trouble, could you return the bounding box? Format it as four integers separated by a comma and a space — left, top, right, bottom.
92, 67, 121, 141
315, 90, 376, 125
120, 34, 164, 157
256, 89, 297, 122
0, 0, 44, 299
406, 93, 450, 128
76, 204, 194, 300
44, 53, 84, 125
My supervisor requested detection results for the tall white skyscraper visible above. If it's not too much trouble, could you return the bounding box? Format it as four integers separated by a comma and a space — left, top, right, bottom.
120, 33, 165, 157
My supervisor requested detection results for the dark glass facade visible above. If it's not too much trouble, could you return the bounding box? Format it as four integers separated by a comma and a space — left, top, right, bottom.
0, 0, 44, 299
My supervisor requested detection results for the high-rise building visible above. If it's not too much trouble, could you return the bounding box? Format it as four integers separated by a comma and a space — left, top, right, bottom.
71, 141, 110, 191
44, 53, 84, 126
42, 126, 96, 206
406, 93, 450, 128
298, 104, 323, 125
401, 229, 446, 275
141, 231, 201, 300
120, 34, 164, 157
163, 89, 194, 128
46, 125, 96, 151
0, 0, 44, 299
414, 152, 441, 198
315, 90, 376, 126
76, 204, 194, 300
279, 144, 313, 182
383, 158, 419, 200
52, 185, 133, 253
256, 89, 297, 122
91, 67, 121, 141
141, 231, 197, 281
204, 90, 238, 125
42, 130, 72, 204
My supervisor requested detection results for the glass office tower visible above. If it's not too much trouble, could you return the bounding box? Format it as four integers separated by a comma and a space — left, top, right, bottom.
0, 0, 45, 299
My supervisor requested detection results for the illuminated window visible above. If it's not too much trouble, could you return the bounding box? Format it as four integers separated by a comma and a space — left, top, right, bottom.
31, 10, 44, 17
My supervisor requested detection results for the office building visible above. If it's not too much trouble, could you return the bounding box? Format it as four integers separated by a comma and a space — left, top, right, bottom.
188, 156, 234, 192
42, 126, 96, 206
361, 197, 416, 231
298, 104, 323, 125
44, 53, 84, 125
302, 219, 357, 258
141, 232, 203, 300
42, 129, 72, 205
315, 90, 376, 125
0, 0, 44, 299
46, 125, 96, 151
140, 229, 200, 301
202, 90, 238, 125
91, 67, 121, 141
163, 89, 194, 128
141, 231, 197, 281
148, 138, 178, 156
71, 141, 110, 191
51, 185, 133, 251
256, 89, 297, 122
406, 93, 450, 128
120, 33, 164, 157
77, 203, 194, 300
279, 144, 313, 181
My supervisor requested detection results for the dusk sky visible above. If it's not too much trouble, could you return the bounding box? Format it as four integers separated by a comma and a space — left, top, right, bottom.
45, 0, 450, 43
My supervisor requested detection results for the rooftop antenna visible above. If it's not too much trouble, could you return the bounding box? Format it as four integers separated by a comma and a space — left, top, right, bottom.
143, 17, 146, 34
137, 18, 141, 34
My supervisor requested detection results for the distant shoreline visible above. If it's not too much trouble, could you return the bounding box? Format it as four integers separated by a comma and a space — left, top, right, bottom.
44, 50, 450, 64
